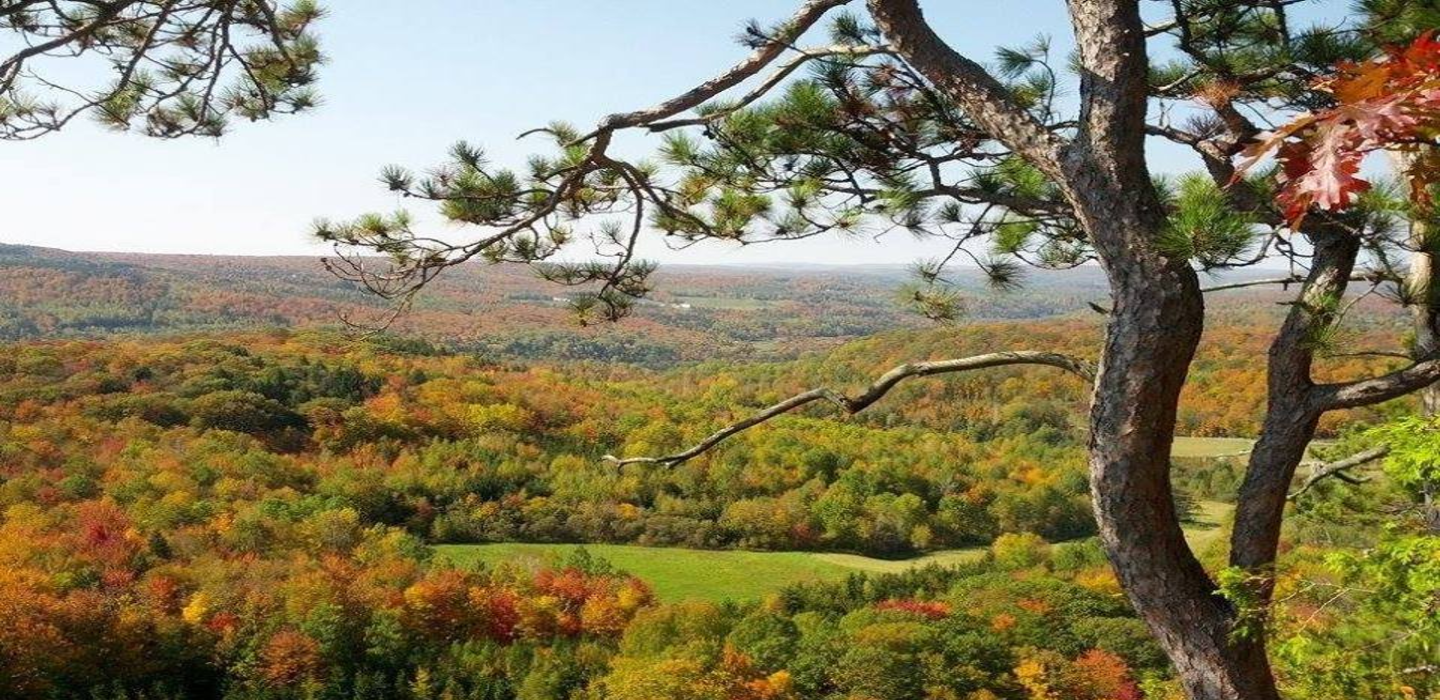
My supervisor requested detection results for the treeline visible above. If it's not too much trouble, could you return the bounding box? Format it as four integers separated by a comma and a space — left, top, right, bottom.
5, 244, 1361, 369
0, 246, 929, 360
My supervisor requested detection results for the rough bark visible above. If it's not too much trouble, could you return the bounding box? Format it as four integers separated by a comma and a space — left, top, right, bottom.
1072, 175, 1279, 700
1061, 2, 1281, 697
1414, 241, 1440, 531
1088, 235, 1279, 700
1231, 227, 1360, 578
1396, 149, 1440, 415
1413, 237, 1440, 416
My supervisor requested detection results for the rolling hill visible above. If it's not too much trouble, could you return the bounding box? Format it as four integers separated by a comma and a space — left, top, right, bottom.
0, 243, 1119, 364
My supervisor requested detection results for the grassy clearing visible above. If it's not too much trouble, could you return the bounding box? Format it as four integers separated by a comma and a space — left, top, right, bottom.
1172, 436, 1256, 458
436, 543, 857, 602
436, 502, 1234, 603
809, 548, 987, 574
1171, 436, 1334, 460
1183, 499, 1234, 557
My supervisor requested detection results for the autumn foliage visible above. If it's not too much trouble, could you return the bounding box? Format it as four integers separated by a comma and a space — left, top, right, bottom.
1238, 32, 1440, 226
0, 305, 1415, 697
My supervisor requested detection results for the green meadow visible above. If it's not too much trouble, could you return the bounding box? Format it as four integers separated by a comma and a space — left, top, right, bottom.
1170, 436, 1256, 458
436, 543, 870, 602
437, 501, 1232, 603
1170, 436, 1335, 459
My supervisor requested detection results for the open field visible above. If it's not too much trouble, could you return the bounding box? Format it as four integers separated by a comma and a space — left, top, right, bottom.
438, 502, 1233, 602
1171, 436, 1335, 460
436, 543, 860, 602
809, 548, 987, 574
1183, 499, 1234, 556
1172, 436, 1255, 458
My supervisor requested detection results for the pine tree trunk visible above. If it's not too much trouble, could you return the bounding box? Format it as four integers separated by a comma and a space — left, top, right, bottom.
1232, 228, 1358, 579
1087, 255, 1282, 700
1397, 148, 1440, 418
873, 2, 1292, 693
1414, 232, 1439, 417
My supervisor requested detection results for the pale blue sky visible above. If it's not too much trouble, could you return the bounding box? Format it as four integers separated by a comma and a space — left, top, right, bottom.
0, 1, 1355, 264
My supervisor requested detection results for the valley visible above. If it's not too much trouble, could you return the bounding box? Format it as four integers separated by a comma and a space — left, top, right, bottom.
0, 251, 1422, 699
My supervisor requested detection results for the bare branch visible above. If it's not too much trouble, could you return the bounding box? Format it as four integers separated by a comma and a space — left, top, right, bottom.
645, 43, 893, 133
1313, 357, 1440, 411
1202, 272, 1394, 294
1089, 272, 1391, 315
1202, 276, 1307, 293
592, 0, 854, 135
1324, 350, 1415, 361
1144, 18, 1180, 36
604, 351, 1094, 466
1287, 446, 1391, 500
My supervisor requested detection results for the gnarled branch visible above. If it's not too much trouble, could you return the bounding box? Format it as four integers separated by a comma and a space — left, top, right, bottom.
1287, 446, 1391, 500
1201, 272, 1395, 294
1202, 276, 1307, 293
604, 351, 1094, 466
1312, 356, 1440, 411
593, 0, 853, 135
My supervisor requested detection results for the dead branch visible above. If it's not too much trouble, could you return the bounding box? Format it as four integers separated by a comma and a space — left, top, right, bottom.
1287, 445, 1391, 500
604, 351, 1093, 466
